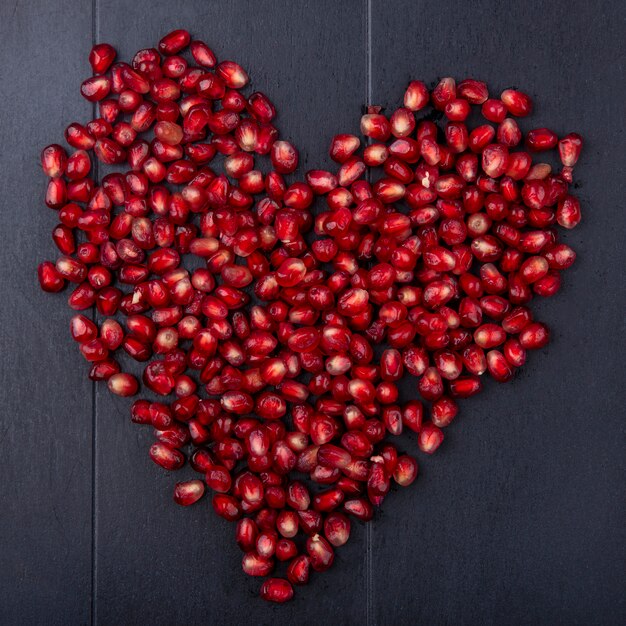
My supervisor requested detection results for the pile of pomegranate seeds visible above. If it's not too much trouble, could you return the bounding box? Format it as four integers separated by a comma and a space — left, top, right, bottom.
37, 29, 583, 603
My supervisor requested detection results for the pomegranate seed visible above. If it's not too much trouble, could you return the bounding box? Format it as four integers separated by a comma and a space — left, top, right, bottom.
38, 261, 65, 292
259, 578, 293, 603
41, 144, 68, 178
120, 65, 150, 94
500, 89, 533, 117
432, 77, 456, 110
306, 533, 334, 571
474, 324, 506, 348
286, 481, 311, 510
343, 498, 374, 521
70, 314, 98, 342
527, 128, 558, 151
518, 322, 550, 349
557, 196, 581, 229
150, 442, 184, 470
393, 455, 419, 486
361, 112, 391, 141
271, 140, 298, 174
324, 512, 351, 547
89, 43, 116, 74
80, 76, 111, 102
217, 61, 249, 88
445, 99, 471, 121
497, 118, 522, 147
457, 78, 488, 104
329, 134, 360, 163
212, 494, 242, 521
173, 479, 205, 505
256, 530, 278, 558
404, 80, 429, 111
107, 372, 139, 397
159, 29, 191, 55
418, 423, 444, 454
558, 133, 583, 167
234, 519, 258, 553
287, 555, 311, 585
190, 40, 217, 68
482, 144, 509, 178
45, 178, 67, 209
241, 551, 274, 578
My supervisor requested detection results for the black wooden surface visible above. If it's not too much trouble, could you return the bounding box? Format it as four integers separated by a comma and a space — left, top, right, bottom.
0, 0, 624, 624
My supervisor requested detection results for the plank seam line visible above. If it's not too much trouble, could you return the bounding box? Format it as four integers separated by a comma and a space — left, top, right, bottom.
90, 1, 99, 624
365, 0, 374, 625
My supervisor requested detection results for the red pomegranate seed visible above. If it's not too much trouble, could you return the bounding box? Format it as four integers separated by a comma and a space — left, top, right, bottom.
159, 29, 191, 55
556, 196, 581, 229
526, 128, 558, 151
306, 533, 334, 571
70, 314, 98, 342
558, 133, 583, 167
404, 80, 429, 111
242, 552, 274, 577
500, 88, 533, 117
173, 479, 205, 505
270, 140, 298, 174
432, 77, 456, 110
518, 322, 550, 349
497, 118, 522, 147
418, 423, 444, 454
259, 578, 293, 603
343, 498, 373, 521
457, 78, 488, 104
45, 178, 67, 209
81, 76, 111, 102
150, 442, 184, 470
107, 372, 138, 396
393, 455, 419, 486
89, 43, 116, 74
217, 61, 249, 88
212, 494, 242, 521
482, 143, 509, 178
38, 261, 65, 292
431, 396, 458, 427
486, 349, 515, 382
276, 539, 298, 561
287, 554, 311, 585
361, 112, 391, 141
235, 518, 258, 552
41, 144, 68, 178
503, 338, 527, 367
188, 40, 216, 68
481, 98, 507, 123
328, 134, 358, 164
324, 512, 351, 547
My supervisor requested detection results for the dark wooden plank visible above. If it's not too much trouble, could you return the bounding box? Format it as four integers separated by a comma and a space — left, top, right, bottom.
92, 2, 367, 624
4, 1, 624, 624
369, 1, 626, 624
0, 1, 94, 624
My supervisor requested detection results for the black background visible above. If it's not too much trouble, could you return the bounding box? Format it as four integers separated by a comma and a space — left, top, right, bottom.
1, 1, 624, 624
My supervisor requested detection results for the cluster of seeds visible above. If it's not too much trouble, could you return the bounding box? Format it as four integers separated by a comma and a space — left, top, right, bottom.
37, 29, 583, 603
